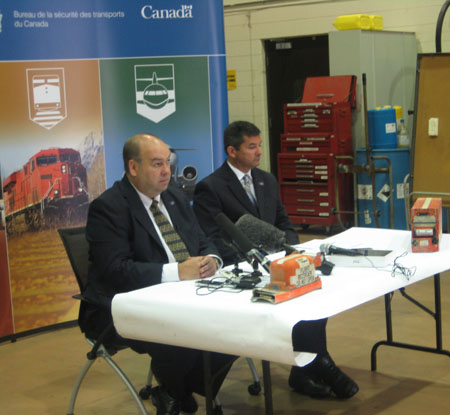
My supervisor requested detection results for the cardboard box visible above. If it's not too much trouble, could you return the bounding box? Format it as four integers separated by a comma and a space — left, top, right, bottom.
411, 197, 442, 252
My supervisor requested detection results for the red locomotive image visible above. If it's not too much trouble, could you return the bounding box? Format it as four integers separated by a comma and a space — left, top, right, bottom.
2, 148, 89, 233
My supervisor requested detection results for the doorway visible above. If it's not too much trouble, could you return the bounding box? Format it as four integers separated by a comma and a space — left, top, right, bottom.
265, 35, 329, 177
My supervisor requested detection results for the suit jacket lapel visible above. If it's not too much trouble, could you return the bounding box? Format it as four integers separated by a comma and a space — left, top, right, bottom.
120, 176, 164, 250
251, 169, 265, 217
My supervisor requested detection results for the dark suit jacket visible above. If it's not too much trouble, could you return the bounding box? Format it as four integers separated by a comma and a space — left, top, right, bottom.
193, 162, 298, 265
81, 175, 218, 335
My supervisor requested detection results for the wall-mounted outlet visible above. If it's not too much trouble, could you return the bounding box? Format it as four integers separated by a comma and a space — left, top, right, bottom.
428, 117, 439, 136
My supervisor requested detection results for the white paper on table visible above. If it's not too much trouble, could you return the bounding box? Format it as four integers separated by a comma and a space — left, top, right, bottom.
112, 228, 450, 367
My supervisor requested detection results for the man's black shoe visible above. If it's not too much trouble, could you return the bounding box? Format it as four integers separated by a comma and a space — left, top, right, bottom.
180, 394, 198, 413
151, 386, 180, 415
288, 366, 332, 399
313, 354, 359, 399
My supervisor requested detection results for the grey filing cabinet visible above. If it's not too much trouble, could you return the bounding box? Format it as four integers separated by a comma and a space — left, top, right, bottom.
329, 30, 417, 148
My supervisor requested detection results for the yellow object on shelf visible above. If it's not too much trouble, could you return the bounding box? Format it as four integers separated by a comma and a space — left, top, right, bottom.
333, 14, 371, 30
393, 105, 402, 121
370, 15, 383, 30
333, 14, 383, 31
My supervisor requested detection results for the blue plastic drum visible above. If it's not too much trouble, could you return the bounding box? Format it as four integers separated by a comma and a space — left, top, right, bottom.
368, 108, 397, 149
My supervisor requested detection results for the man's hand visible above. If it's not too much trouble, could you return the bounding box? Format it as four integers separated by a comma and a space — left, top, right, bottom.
178, 256, 218, 280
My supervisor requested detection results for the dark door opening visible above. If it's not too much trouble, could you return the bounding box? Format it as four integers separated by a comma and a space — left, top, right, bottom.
265, 35, 329, 177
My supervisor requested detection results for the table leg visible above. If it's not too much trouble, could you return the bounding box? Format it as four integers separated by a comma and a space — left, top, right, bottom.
371, 293, 392, 371
203, 351, 213, 415
371, 274, 449, 371
262, 360, 273, 415
434, 274, 443, 350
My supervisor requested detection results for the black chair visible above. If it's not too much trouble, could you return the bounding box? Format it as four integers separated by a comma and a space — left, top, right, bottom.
59, 226, 261, 414
58, 226, 149, 415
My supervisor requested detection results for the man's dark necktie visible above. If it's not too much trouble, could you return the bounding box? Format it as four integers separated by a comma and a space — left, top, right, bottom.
150, 199, 189, 262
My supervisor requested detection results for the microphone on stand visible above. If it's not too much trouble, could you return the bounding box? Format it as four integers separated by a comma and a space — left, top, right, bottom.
215, 213, 271, 273
235, 213, 300, 254
234, 214, 335, 276
319, 243, 363, 256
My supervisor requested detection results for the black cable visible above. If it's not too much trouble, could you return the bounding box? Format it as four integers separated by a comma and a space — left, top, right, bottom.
196, 283, 240, 295
436, 0, 450, 53
195, 276, 233, 295
195, 270, 262, 295
391, 251, 416, 281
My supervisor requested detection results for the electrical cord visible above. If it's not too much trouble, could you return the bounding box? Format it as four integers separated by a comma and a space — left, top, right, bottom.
195, 271, 262, 295
390, 251, 416, 281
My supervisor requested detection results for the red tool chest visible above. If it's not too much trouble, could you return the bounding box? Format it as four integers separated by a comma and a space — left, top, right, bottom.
277, 76, 355, 229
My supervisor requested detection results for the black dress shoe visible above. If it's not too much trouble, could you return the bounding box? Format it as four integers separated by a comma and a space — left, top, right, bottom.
151, 386, 180, 415
313, 354, 359, 399
180, 394, 198, 413
288, 366, 332, 399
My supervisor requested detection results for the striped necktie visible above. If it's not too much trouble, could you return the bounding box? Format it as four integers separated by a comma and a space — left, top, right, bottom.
150, 199, 189, 262
242, 174, 257, 205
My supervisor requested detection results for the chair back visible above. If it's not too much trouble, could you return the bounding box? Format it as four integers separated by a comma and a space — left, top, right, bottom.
58, 226, 89, 292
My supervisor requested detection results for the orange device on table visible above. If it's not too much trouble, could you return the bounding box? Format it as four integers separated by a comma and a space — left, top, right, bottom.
411, 197, 442, 253
252, 252, 322, 304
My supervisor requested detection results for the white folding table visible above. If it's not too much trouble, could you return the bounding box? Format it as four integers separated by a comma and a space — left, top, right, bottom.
112, 227, 450, 414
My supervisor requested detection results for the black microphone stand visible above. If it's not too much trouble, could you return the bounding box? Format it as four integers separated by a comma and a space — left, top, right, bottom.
232, 261, 244, 276
248, 244, 270, 277
249, 258, 263, 278
221, 238, 246, 276
232, 244, 261, 279
223, 239, 261, 287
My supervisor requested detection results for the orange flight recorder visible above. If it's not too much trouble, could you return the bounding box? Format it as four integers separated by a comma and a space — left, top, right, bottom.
252, 252, 322, 304
411, 197, 442, 253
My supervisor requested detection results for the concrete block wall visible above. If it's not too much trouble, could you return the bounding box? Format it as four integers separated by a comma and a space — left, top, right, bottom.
223, 0, 449, 170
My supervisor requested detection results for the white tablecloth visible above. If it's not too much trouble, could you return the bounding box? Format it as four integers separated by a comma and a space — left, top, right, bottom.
112, 227, 450, 367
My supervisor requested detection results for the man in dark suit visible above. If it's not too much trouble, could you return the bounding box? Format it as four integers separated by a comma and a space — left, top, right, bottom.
193, 122, 298, 266
193, 121, 358, 400
82, 133, 236, 415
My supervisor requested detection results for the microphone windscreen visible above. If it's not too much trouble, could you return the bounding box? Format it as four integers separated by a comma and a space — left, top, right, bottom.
215, 213, 254, 254
235, 214, 285, 253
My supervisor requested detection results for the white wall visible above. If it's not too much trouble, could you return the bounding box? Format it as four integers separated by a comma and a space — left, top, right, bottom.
223, 0, 450, 170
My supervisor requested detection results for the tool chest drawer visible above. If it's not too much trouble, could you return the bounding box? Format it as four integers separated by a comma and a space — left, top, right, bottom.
280, 133, 332, 153
284, 104, 333, 132
280, 182, 330, 205
280, 180, 334, 216
277, 153, 331, 181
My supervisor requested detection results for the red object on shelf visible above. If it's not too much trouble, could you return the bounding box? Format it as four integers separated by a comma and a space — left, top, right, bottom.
278, 75, 355, 228
301, 75, 357, 107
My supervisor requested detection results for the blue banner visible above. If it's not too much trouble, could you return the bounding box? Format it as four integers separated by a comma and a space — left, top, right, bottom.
0, 0, 227, 336
0, 1, 225, 60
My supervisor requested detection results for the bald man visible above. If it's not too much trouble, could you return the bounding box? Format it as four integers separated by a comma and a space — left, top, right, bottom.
82, 134, 236, 415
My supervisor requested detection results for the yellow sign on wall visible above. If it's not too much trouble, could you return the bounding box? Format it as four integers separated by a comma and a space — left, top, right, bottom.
227, 69, 237, 90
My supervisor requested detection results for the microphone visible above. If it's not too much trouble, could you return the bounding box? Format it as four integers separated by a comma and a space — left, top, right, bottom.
320, 243, 363, 257
215, 213, 271, 272
235, 213, 299, 254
